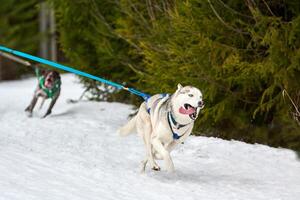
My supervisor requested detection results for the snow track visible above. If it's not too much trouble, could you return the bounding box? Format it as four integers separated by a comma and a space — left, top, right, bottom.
0, 74, 299, 200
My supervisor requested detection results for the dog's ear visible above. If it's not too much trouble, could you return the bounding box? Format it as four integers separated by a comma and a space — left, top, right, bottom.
53, 71, 61, 80
41, 69, 47, 76
177, 83, 183, 90
174, 83, 183, 96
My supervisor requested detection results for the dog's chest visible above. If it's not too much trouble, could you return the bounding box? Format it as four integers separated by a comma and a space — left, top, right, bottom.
35, 87, 48, 98
157, 122, 191, 143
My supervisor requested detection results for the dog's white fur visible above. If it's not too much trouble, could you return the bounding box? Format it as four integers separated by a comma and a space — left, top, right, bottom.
119, 84, 204, 172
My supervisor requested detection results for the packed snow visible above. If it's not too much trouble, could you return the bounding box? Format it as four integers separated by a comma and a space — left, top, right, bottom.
0, 74, 299, 200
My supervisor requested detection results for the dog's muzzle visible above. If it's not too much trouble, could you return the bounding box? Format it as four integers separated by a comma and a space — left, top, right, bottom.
198, 100, 204, 109
190, 101, 204, 120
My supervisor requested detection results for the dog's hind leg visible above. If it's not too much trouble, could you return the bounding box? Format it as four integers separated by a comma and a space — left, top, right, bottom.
140, 158, 148, 173
138, 122, 160, 172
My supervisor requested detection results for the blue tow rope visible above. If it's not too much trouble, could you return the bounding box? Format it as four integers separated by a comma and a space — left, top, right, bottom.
0, 45, 150, 101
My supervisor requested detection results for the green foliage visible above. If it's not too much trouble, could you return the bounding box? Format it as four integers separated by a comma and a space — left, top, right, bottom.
0, 0, 39, 52
52, 0, 300, 151
50, 0, 140, 102
0, 0, 39, 75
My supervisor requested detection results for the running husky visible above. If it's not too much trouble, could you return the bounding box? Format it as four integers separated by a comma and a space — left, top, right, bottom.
119, 84, 204, 172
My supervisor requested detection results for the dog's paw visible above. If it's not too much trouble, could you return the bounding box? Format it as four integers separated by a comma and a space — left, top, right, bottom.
42, 114, 49, 119
42, 111, 51, 118
66, 99, 78, 104
25, 111, 33, 118
140, 159, 148, 173
151, 166, 161, 171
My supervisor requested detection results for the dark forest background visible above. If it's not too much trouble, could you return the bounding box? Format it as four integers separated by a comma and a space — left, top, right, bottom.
1, 0, 300, 151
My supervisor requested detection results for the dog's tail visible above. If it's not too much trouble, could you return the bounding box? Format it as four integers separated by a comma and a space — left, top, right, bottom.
118, 115, 137, 136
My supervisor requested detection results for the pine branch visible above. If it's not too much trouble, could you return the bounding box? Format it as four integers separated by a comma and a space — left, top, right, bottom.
127, 0, 152, 29
0, 51, 31, 66
244, 0, 260, 22
207, 0, 250, 35
89, 0, 142, 51
283, 89, 300, 126
127, 63, 146, 76
262, 0, 275, 17
146, 0, 156, 21
217, 0, 254, 19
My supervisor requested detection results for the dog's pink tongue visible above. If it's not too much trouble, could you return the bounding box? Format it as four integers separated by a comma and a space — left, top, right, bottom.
45, 81, 52, 88
179, 106, 195, 115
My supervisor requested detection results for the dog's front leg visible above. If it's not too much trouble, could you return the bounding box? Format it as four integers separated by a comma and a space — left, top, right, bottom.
39, 97, 46, 110
43, 92, 59, 118
137, 118, 159, 172
25, 94, 39, 116
165, 141, 177, 153
165, 126, 193, 152
152, 137, 174, 172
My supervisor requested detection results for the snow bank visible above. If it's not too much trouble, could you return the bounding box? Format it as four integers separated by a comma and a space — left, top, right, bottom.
0, 74, 299, 200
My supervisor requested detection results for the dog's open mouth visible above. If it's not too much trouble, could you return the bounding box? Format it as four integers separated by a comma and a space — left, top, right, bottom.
189, 111, 197, 120
45, 78, 54, 88
179, 104, 197, 120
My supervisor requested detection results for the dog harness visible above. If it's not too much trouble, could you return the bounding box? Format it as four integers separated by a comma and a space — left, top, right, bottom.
167, 111, 191, 140
146, 93, 168, 114
146, 94, 189, 140
39, 77, 61, 98
36, 68, 61, 98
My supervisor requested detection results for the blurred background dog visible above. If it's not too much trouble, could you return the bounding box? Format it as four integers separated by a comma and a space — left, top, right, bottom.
25, 66, 61, 118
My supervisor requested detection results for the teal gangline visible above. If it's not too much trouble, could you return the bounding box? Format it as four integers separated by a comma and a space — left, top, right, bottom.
0, 45, 150, 100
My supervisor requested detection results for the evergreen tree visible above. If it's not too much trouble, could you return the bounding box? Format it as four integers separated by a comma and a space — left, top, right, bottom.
0, 0, 39, 76
51, 0, 141, 102
51, 0, 300, 151
0, 0, 39, 53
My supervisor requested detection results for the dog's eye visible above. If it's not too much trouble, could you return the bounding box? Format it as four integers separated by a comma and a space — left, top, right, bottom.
188, 94, 194, 97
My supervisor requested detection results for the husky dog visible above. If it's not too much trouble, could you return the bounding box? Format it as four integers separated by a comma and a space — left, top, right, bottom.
25, 67, 61, 118
119, 84, 204, 172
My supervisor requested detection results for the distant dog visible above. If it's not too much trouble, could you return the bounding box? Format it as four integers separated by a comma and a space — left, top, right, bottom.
119, 84, 204, 172
25, 67, 61, 118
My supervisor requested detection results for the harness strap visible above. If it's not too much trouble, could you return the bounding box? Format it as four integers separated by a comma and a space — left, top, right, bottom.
169, 111, 190, 129
146, 93, 190, 140
167, 112, 183, 140
146, 93, 168, 114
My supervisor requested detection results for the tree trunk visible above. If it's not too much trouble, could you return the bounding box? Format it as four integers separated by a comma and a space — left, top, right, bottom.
0, 56, 18, 80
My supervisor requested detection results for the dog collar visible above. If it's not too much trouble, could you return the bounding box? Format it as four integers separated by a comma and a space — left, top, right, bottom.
169, 111, 190, 129
167, 112, 187, 140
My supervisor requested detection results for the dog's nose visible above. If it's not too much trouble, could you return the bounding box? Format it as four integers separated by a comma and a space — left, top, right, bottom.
198, 101, 204, 107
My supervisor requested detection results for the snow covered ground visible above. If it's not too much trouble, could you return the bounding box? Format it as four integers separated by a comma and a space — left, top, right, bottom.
0, 74, 299, 200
